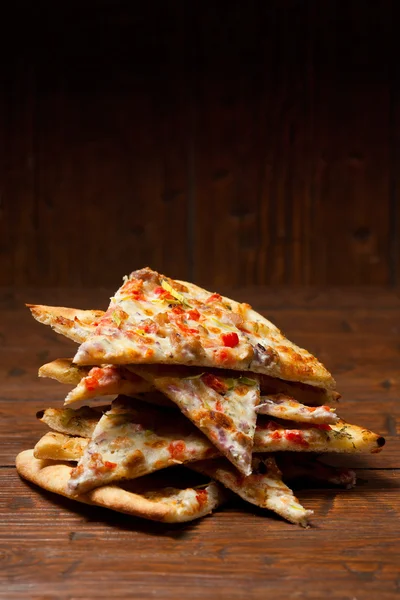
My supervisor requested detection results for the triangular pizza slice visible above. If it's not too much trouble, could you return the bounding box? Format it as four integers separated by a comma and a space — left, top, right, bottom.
72, 268, 335, 392
191, 455, 313, 526
131, 365, 260, 475
17, 450, 227, 523
39, 359, 153, 404
27, 305, 101, 343
256, 394, 338, 424
68, 397, 218, 494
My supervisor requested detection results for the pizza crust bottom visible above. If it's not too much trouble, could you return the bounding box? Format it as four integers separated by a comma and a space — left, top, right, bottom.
16, 450, 226, 523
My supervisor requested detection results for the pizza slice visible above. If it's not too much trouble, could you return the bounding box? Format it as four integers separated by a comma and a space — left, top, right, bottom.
256, 394, 338, 424
36, 405, 107, 437
68, 397, 218, 495
17, 450, 227, 523
255, 418, 385, 453
39, 358, 90, 385
27, 305, 101, 343
34, 431, 89, 461
191, 455, 313, 526
29, 303, 338, 407
72, 268, 335, 394
131, 365, 260, 475
63, 365, 152, 404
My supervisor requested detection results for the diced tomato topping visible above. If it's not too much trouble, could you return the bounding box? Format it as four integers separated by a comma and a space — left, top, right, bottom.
314, 423, 332, 431
285, 431, 310, 448
201, 373, 228, 394
104, 461, 117, 470
188, 309, 200, 321
271, 431, 282, 440
131, 290, 144, 300
171, 306, 184, 315
84, 368, 103, 391
168, 441, 186, 461
121, 280, 144, 299
154, 286, 174, 301
207, 293, 222, 302
176, 322, 199, 336
221, 332, 239, 347
196, 489, 208, 508
215, 399, 223, 411
142, 321, 157, 334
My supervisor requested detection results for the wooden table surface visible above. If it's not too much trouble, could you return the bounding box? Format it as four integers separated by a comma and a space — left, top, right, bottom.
1, 286, 399, 599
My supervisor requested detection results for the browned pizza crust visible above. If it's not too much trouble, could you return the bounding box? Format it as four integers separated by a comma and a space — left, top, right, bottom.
16, 450, 227, 523
27, 305, 102, 343
39, 358, 90, 385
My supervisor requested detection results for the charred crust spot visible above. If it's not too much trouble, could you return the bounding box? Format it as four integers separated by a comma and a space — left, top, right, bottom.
377, 436, 386, 448
36, 410, 45, 419
236, 432, 252, 450
208, 411, 233, 429
145, 439, 168, 449
124, 449, 145, 469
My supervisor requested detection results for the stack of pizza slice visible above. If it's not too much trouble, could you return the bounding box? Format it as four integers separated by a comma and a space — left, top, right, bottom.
17, 268, 385, 526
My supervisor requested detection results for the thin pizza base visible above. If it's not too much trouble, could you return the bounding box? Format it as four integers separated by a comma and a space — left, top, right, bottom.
16, 450, 226, 523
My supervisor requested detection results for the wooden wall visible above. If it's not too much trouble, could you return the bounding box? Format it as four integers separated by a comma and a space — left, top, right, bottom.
0, 0, 398, 288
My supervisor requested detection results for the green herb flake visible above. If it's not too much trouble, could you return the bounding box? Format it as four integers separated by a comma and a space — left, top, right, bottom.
161, 280, 191, 308
238, 376, 257, 386
112, 311, 122, 328
224, 378, 236, 390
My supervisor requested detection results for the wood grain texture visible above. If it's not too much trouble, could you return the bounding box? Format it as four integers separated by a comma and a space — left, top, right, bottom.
0, 1, 397, 288
0, 285, 398, 599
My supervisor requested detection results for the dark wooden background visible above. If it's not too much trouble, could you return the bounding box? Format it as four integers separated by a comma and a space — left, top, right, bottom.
0, 0, 398, 289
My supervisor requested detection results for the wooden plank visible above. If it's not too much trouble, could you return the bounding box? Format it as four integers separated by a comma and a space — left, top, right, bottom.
193, 2, 393, 287
1, 3, 191, 288
308, 0, 393, 285
0, 469, 399, 599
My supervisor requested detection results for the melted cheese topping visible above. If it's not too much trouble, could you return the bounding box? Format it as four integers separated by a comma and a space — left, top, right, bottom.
64, 365, 152, 405
256, 394, 338, 424
68, 398, 217, 494
141, 482, 224, 523
132, 367, 260, 476
73, 269, 334, 392
192, 456, 312, 526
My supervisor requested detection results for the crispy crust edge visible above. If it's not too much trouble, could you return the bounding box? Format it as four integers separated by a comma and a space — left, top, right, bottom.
16, 450, 223, 523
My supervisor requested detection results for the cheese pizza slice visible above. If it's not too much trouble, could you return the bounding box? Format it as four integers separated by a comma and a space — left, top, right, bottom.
17, 450, 227, 523
191, 455, 313, 526
36, 405, 107, 437
27, 305, 101, 343
256, 394, 338, 424
73, 268, 335, 393
39, 359, 153, 401
255, 418, 385, 453
34, 431, 89, 461
131, 366, 260, 475
29, 303, 337, 407
68, 397, 218, 495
